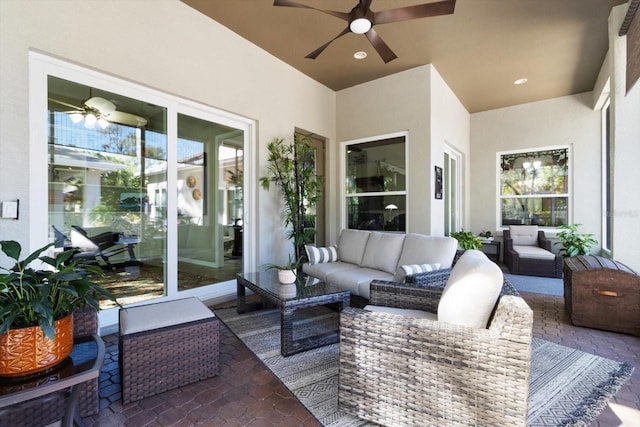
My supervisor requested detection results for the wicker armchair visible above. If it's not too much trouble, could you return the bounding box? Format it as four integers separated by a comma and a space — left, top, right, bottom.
339, 273, 533, 426
504, 225, 562, 278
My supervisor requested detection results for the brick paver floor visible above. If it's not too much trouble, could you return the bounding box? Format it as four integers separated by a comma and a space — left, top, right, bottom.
81, 292, 639, 426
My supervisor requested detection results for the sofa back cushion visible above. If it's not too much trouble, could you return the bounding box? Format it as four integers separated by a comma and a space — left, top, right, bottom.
509, 225, 538, 246
337, 229, 371, 265
396, 234, 458, 269
437, 250, 503, 328
361, 232, 406, 274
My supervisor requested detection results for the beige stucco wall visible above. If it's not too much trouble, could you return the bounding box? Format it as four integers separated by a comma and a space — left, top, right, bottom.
336, 64, 470, 237
470, 93, 603, 251
0, 0, 336, 268
609, 3, 640, 270
429, 66, 472, 234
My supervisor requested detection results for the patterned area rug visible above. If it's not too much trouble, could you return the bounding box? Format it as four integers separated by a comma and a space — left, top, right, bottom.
214, 307, 634, 427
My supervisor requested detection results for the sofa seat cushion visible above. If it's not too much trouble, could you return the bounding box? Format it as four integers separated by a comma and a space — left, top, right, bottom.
509, 225, 539, 246
337, 229, 371, 265
302, 261, 360, 282
363, 305, 437, 320
513, 245, 556, 260
396, 234, 458, 269
325, 268, 394, 299
361, 232, 406, 274
438, 250, 503, 329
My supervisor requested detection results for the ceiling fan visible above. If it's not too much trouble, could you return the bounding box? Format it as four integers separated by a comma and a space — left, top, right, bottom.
274, 0, 456, 63
49, 96, 148, 128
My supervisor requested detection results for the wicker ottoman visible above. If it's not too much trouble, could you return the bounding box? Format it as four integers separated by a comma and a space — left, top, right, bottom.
119, 297, 219, 404
564, 255, 640, 336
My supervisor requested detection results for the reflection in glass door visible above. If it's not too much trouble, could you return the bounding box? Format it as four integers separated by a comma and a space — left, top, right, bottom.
47, 76, 168, 308
176, 114, 243, 291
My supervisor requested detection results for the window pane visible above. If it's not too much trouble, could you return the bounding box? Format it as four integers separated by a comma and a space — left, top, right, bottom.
347, 195, 406, 231
47, 75, 167, 308
346, 136, 405, 194
500, 149, 568, 196
501, 197, 568, 227
176, 114, 243, 291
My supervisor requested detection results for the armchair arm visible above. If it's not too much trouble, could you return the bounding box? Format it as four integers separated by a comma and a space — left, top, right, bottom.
369, 280, 442, 312
538, 230, 552, 251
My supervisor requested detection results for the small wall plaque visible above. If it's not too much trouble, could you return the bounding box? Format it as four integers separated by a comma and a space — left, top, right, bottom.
434, 166, 443, 200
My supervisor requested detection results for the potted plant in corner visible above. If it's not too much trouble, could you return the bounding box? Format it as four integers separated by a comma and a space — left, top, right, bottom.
259, 134, 323, 266
0, 240, 119, 377
555, 224, 598, 257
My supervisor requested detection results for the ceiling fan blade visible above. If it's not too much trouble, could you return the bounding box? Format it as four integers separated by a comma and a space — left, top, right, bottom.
374, 0, 456, 25
85, 97, 116, 114
305, 26, 351, 60
365, 28, 398, 63
273, 0, 349, 22
104, 111, 148, 128
48, 98, 83, 111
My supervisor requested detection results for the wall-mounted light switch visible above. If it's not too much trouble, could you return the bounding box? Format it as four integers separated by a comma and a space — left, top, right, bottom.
1, 200, 19, 219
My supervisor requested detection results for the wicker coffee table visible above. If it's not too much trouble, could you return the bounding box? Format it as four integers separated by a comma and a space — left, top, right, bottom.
237, 271, 350, 356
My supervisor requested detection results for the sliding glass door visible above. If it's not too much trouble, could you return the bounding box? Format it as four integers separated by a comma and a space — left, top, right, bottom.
41, 60, 251, 314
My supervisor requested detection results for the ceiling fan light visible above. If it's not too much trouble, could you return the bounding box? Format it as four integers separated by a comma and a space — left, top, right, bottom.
84, 112, 97, 129
69, 112, 84, 124
97, 117, 110, 129
350, 18, 371, 34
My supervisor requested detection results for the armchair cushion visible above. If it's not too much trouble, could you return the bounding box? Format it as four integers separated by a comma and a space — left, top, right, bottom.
508, 225, 539, 246
438, 249, 503, 328
363, 304, 437, 319
513, 245, 557, 260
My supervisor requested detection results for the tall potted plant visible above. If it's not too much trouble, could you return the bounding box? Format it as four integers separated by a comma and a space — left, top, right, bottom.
260, 135, 322, 264
0, 240, 119, 377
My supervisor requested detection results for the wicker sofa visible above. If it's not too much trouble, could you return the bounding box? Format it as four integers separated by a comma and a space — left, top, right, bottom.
339, 250, 533, 426
302, 229, 458, 299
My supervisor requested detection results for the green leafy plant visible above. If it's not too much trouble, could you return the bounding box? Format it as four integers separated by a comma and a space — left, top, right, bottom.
555, 224, 598, 257
0, 240, 120, 340
261, 254, 301, 272
450, 229, 483, 250
260, 135, 322, 264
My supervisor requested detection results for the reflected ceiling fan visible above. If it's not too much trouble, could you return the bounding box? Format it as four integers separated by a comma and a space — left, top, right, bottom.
49, 96, 148, 129
274, 0, 456, 63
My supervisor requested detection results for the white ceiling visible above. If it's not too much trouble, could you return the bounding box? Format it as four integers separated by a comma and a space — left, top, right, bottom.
181, 0, 626, 112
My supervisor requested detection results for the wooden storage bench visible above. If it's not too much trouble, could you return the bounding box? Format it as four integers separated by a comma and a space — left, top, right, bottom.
564, 255, 640, 336
119, 297, 219, 404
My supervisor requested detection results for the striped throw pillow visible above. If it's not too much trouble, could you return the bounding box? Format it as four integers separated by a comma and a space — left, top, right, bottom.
305, 245, 338, 265
393, 263, 441, 283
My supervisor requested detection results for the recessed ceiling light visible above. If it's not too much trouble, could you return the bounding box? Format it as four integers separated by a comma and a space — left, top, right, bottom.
354, 51, 367, 60
514, 78, 528, 85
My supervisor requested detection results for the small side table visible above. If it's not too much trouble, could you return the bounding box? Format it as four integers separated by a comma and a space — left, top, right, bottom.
0, 334, 105, 427
481, 240, 501, 263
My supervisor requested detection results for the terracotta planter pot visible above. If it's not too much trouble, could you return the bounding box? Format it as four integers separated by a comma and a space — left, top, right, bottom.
0, 314, 74, 377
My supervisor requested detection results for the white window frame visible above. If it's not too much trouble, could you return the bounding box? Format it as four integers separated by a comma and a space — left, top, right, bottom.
496, 145, 572, 230
29, 52, 256, 332
340, 131, 409, 231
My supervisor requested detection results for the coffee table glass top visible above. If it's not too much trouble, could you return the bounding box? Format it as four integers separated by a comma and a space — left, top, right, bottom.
238, 271, 348, 301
